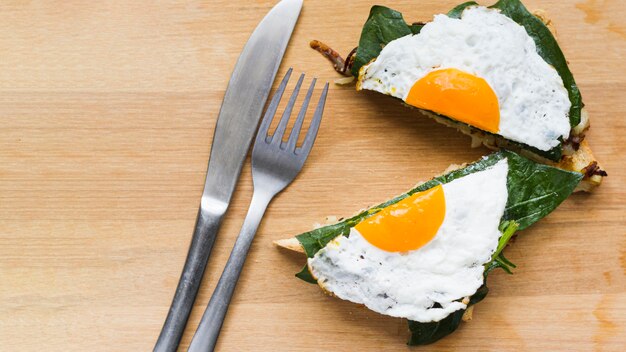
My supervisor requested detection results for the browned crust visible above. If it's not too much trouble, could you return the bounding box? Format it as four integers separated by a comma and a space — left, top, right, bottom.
273, 238, 305, 253
559, 139, 605, 191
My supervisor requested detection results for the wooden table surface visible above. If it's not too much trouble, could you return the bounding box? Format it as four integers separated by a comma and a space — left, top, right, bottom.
1, 0, 624, 351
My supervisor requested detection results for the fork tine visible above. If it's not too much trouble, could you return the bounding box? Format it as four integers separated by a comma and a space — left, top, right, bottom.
256, 68, 292, 144
283, 78, 316, 152
270, 73, 305, 145
297, 82, 328, 156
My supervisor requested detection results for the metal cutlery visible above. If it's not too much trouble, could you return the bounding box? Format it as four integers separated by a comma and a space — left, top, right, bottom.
188, 70, 329, 352
154, 1, 303, 351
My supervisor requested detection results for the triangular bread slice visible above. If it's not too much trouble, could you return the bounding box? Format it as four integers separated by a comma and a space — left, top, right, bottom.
277, 150, 583, 345
311, 2, 606, 191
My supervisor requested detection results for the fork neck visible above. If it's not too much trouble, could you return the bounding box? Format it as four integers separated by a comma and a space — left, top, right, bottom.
249, 187, 275, 213
252, 170, 287, 199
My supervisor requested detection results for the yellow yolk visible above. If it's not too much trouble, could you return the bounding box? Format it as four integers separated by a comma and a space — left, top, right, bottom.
355, 185, 445, 252
405, 68, 500, 133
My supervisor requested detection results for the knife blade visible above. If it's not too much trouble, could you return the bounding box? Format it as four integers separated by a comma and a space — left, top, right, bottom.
154, 1, 303, 351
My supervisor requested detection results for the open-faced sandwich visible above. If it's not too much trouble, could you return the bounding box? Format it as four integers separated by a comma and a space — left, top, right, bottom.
312, 0, 606, 191
276, 150, 582, 345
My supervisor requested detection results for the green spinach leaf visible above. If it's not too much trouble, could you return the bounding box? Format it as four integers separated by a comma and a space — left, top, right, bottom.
351, 6, 422, 77
502, 153, 582, 229
447, 1, 479, 18
407, 309, 465, 345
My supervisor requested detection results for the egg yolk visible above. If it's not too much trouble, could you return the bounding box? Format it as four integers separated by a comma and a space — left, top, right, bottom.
355, 185, 445, 252
405, 68, 500, 133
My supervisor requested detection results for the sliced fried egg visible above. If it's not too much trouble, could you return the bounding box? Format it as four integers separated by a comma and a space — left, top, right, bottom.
358, 6, 571, 151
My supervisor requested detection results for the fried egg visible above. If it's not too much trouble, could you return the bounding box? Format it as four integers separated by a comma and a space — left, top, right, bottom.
358, 6, 571, 152
308, 159, 509, 322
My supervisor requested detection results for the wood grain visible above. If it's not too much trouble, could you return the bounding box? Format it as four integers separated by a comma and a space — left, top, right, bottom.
0, 0, 624, 351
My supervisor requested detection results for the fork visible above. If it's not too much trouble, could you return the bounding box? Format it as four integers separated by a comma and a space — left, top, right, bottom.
187, 69, 328, 352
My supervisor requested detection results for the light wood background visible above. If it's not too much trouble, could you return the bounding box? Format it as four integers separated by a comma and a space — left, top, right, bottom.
0, 0, 624, 351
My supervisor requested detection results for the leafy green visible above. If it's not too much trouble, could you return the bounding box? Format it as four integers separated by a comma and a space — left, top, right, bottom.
351, 6, 422, 77
447, 1, 479, 18
486, 221, 520, 275
407, 309, 465, 345
501, 154, 583, 230
295, 150, 582, 344
350, 0, 583, 158
295, 265, 316, 283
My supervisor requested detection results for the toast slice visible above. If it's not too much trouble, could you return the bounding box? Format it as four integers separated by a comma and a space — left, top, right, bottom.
311, 2, 606, 190
278, 150, 583, 345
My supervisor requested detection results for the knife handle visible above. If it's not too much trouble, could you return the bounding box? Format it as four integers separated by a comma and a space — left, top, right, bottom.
155, 204, 226, 352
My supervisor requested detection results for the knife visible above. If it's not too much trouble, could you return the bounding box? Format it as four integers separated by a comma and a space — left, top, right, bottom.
154, 1, 303, 351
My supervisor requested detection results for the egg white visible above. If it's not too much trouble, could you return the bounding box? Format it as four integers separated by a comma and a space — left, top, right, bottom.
358, 6, 571, 152
308, 159, 509, 323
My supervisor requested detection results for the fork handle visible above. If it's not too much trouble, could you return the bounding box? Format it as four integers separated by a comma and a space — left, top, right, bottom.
188, 191, 273, 352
